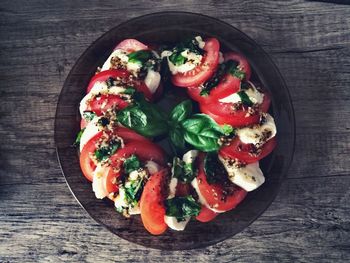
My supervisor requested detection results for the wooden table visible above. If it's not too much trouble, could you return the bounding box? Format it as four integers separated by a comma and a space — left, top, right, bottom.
1, 0, 349, 262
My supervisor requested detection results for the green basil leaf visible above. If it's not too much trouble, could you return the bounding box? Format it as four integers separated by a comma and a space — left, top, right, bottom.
83, 111, 97, 121
127, 50, 152, 64
165, 195, 201, 221
117, 93, 168, 137
123, 155, 141, 174
94, 139, 121, 162
73, 128, 85, 146
117, 105, 148, 127
170, 100, 193, 123
181, 114, 224, 152
204, 152, 229, 184
237, 91, 253, 107
170, 127, 186, 151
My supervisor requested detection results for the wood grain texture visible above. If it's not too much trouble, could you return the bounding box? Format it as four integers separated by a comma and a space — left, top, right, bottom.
0, 0, 349, 262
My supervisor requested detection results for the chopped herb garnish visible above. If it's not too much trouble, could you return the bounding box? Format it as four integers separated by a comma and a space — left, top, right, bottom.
106, 77, 115, 88
98, 117, 110, 127
226, 60, 245, 80
73, 128, 85, 146
237, 91, 253, 107
83, 111, 97, 121
124, 178, 144, 205
169, 52, 187, 66
171, 157, 196, 183
168, 37, 204, 66
123, 155, 141, 174
94, 139, 121, 162
165, 195, 201, 221
204, 152, 229, 184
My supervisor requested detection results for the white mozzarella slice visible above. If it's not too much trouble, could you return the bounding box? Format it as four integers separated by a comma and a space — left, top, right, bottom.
92, 164, 109, 199
218, 81, 264, 105
182, 150, 199, 164
236, 113, 277, 145
144, 69, 161, 94
218, 92, 241, 104
114, 187, 128, 209
145, 160, 160, 174
128, 204, 141, 215
101, 49, 129, 72
218, 156, 265, 192
164, 216, 190, 231
167, 177, 178, 199
79, 117, 101, 152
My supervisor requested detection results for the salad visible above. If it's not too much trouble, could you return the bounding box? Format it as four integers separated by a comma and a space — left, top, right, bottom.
76, 36, 277, 235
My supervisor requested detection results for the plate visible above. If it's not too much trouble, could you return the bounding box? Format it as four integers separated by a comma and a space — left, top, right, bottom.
55, 12, 295, 250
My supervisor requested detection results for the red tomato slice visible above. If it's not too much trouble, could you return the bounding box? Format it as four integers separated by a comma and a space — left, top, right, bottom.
171, 38, 220, 87
140, 169, 169, 235
86, 94, 129, 116
224, 52, 251, 81
196, 205, 218, 222
195, 153, 247, 212
86, 69, 130, 93
79, 131, 103, 182
114, 39, 148, 53
107, 140, 167, 180
114, 126, 150, 143
187, 86, 214, 104
220, 137, 277, 164
200, 92, 271, 127
200, 102, 260, 127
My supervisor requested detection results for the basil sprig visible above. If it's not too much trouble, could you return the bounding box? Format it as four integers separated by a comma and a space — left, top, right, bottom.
165, 195, 201, 221
168, 100, 233, 152
117, 93, 168, 138
181, 114, 225, 152
168, 100, 193, 151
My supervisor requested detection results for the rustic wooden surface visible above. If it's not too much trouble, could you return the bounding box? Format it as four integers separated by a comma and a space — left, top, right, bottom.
1, 0, 350, 262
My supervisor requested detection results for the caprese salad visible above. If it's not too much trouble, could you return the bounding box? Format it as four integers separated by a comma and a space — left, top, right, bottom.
75, 36, 277, 235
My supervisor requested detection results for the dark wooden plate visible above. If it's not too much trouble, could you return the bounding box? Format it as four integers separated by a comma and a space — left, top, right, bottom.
54, 12, 295, 250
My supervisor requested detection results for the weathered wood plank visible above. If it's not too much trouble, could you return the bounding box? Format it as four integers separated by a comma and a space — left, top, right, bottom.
0, 176, 349, 262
